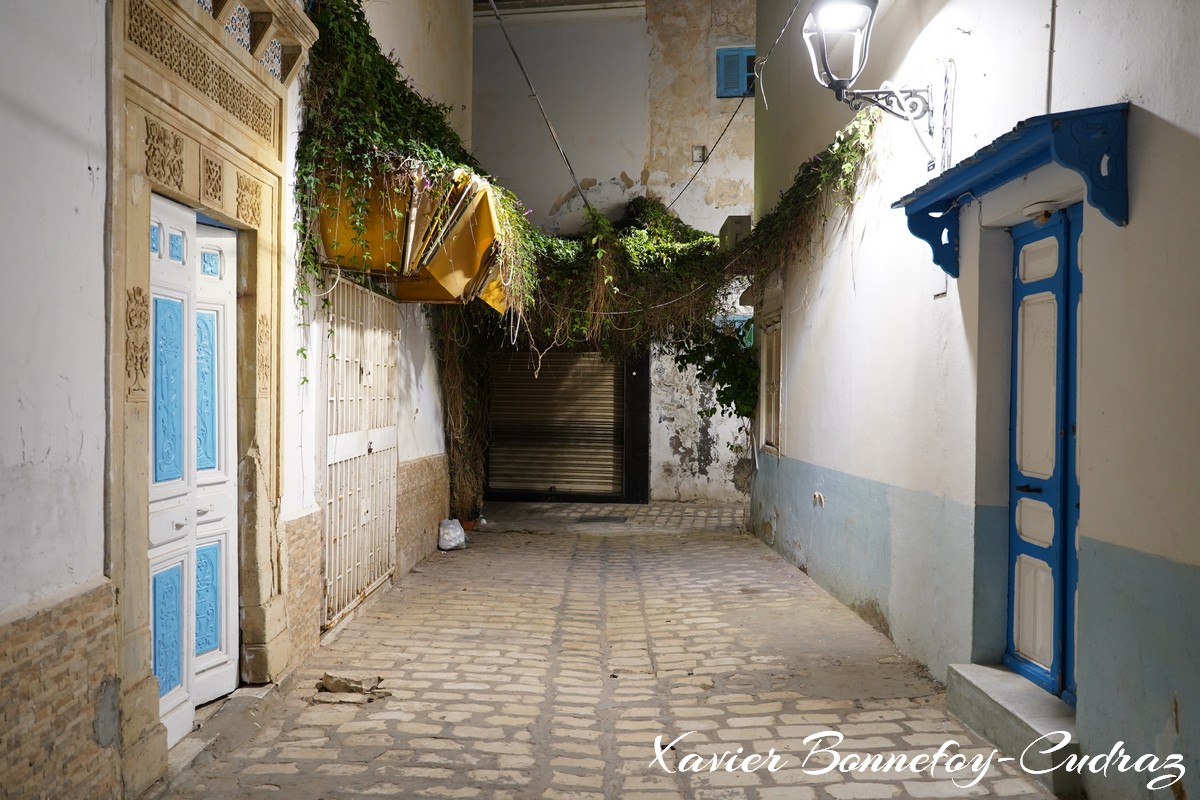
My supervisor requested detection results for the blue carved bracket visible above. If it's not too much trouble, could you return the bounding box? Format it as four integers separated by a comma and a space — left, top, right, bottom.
1049, 111, 1128, 227
892, 103, 1129, 277
905, 200, 961, 278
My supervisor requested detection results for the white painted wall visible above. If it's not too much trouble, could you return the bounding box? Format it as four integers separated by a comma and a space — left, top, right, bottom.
473, 8, 650, 234
280, 77, 323, 522
365, 0, 474, 144
755, 0, 1052, 509
1050, 0, 1200, 568
756, 0, 1200, 566
0, 1, 108, 612
394, 306, 445, 459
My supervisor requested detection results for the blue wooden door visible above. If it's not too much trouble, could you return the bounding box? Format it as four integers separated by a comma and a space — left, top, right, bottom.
1005, 205, 1081, 701
148, 195, 239, 747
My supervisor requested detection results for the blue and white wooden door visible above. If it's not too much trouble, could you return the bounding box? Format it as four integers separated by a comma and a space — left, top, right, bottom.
1005, 206, 1081, 699
148, 195, 239, 747
191, 222, 239, 706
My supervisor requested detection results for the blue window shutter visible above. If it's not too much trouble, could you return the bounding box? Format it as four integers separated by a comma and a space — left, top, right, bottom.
716, 47, 755, 98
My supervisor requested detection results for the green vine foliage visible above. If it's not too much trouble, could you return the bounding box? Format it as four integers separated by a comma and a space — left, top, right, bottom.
672, 319, 758, 420
730, 109, 880, 280
295, 0, 541, 310
295, 0, 879, 518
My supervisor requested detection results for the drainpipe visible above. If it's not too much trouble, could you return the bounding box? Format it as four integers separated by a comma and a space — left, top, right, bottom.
1046, 0, 1058, 114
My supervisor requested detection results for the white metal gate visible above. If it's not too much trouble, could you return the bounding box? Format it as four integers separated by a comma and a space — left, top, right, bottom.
324, 281, 400, 628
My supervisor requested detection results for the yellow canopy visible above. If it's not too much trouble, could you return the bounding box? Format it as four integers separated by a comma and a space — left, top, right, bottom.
320, 170, 509, 313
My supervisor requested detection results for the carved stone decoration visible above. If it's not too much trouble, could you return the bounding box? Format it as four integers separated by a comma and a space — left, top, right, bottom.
128, 0, 275, 142
203, 156, 224, 206
126, 286, 151, 398
145, 118, 185, 191
237, 172, 263, 227
257, 314, 271, 397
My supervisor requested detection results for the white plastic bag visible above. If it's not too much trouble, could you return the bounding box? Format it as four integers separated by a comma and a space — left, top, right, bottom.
438, 519, 467, 550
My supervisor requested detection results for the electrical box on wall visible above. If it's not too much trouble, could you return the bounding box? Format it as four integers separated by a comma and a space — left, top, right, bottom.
716, 47, 756, 98
720, 215, 751, 252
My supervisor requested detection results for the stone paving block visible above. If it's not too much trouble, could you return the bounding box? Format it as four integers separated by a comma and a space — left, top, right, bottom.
826, 782, 904, 798
902, 779, 991, 797
756, 787, 818, 799
162, 502, 1052, 800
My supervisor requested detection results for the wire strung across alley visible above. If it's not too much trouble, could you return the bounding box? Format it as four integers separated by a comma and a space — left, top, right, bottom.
666, 0, 804, 210
486, 0, 805, 216
485, 0, 594, 214
480, 0, 802, 319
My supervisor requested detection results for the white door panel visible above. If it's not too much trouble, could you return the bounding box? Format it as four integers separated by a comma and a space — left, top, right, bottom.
149, 197, 240, 743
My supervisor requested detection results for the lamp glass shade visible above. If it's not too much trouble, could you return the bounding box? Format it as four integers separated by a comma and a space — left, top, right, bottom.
802, 0, 878, 93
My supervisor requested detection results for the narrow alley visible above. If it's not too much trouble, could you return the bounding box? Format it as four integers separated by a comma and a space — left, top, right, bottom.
161, 504, 1050, 800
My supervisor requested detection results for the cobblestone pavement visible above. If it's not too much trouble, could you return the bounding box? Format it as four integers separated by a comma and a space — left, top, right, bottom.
164, 502, 1052, 800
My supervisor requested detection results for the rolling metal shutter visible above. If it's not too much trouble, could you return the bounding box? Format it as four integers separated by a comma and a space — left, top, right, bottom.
488, 351, 624, 495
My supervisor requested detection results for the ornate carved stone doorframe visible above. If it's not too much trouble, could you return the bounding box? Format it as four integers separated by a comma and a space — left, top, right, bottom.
107, 1, 314, 794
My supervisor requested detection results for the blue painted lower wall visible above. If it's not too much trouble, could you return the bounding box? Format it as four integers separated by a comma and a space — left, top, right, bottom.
1076, 537, 1198, 800
752, 456, 1198, 799
750, 454, 998, 679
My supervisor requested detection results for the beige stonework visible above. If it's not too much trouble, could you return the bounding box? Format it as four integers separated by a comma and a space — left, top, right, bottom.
395, 454, 450, 579
283, 510, 324, 668
0, 580, 121, 798
106, 0, 316, 793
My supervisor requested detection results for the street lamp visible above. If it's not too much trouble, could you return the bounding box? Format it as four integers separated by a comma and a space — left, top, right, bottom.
802, 0, 931, 121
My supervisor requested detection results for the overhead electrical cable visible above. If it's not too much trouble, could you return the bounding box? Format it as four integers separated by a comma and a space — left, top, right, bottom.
485, 0, 594, 214
666, 0, 803, 209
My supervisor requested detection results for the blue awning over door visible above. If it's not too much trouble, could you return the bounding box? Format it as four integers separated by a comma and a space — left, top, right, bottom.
892, 103, 1129, 277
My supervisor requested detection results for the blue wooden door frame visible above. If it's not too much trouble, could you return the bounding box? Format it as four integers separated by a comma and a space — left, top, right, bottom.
1004, 205, 1081, 702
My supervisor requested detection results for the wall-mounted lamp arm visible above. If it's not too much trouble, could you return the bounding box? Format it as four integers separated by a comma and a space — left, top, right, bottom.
842, 87, 933, 125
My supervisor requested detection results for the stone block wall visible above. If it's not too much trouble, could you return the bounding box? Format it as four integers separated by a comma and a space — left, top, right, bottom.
283, 509, 324, 667
0, 579, 121, 798
396, 454, 449, 578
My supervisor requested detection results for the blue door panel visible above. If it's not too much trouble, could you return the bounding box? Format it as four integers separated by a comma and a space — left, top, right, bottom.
152, 563, 184, 696
195, 542, 221, 655
153, 297, 185, 483
196, 311, 218, 471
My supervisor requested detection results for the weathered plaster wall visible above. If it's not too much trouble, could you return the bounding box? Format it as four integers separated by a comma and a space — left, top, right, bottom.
365, 0, 474, 143
645, 0, 755, 233
473, 1, 754, 235
649, 351, 751, 502
473, 7, 650, 234
0, 1, 108, 613
753, 0, 1200, 795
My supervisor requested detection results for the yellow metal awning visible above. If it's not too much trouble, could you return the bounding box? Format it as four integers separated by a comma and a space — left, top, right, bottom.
319, 169, 510, 313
